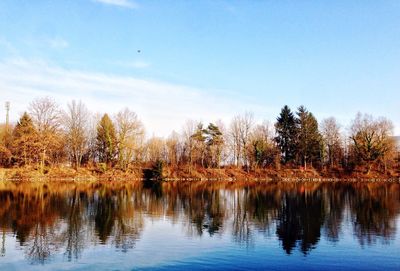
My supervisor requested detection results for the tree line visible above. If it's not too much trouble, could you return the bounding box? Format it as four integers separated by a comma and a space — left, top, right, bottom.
0, 97, 398, 175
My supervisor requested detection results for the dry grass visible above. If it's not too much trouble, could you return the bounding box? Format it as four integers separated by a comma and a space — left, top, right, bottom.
0, 164, 398, 182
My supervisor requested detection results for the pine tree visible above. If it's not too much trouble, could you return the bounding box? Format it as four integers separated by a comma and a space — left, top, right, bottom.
275, 105, 297, 164
96, 114, 117, 165
205, 123, 224, 168
11, 112, 39, 166
191, 123, 207, 167
295, 106, 321, 169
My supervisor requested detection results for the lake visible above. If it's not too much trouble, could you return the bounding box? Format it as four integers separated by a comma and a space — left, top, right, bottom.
0, 180, 399, 270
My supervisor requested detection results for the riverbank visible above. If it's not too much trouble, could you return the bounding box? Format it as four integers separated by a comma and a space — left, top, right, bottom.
0, 165, 398, 182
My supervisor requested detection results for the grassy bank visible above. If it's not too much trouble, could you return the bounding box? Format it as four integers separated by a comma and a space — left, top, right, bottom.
0, 164, 399, 182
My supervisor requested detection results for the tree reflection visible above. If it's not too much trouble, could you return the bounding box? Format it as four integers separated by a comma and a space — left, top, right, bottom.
244, 187, 280, 234
275, 189, 325, 255
322, 184, 347, 242
1, 229, 6, 257
63, 189, 86, 261
27, 224, 52, 264
232, 189, 253, 246
349, 183, 399, 246
94, 193, 116, 244
0, 181, 398, 261
112, 189, 143, 252
172, 183, 226, 237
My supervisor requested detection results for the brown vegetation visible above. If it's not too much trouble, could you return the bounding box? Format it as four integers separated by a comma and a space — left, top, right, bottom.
0, 98, 399, 181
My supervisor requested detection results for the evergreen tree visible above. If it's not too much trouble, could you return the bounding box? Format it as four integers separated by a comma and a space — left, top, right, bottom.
295, 106, 322, 169
11, 112, 39, 166
205, 123, 224, 168
96, 114, 117, 165
275, 105, 297, 164
191, 123, 207, 167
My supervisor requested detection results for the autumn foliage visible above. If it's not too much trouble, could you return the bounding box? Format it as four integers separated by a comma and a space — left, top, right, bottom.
0, 98, 399, 179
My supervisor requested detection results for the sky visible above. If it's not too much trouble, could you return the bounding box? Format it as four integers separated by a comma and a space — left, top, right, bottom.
0, 0, 399, 136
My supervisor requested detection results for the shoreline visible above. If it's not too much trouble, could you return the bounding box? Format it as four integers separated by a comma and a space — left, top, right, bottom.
1, 166, 399, 183
1, 176, 399, 183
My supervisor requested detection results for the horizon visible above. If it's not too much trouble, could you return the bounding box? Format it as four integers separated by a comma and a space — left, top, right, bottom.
1, 0, 399, 136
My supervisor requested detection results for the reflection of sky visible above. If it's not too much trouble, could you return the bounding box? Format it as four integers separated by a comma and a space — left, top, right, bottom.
1, 211, 400, 271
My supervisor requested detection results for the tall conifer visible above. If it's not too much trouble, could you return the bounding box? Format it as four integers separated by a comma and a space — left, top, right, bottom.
275, 105, 297, 164
96, 114, 117, 165
296, 106, 322, 169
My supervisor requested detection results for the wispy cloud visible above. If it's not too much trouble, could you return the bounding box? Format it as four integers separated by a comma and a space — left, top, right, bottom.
92, 0, 138, 9
2, 58, 393, 135
0, 37, 19, 55
0, 58, 269, 136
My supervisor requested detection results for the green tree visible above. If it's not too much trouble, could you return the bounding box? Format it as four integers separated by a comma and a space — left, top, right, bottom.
248, 123, 278, 169
96, 114, 117, 165
11, 112, 39, 166
205, 123, 224, 168
275, 105, 297, 164
191, 123, 207, 167
295, 106, 322, 170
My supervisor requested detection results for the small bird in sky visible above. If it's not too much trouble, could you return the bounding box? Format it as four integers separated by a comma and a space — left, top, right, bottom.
137, 50, 141, 53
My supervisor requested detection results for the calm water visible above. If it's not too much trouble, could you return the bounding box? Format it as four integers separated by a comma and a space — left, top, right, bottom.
0, 181, 399, 270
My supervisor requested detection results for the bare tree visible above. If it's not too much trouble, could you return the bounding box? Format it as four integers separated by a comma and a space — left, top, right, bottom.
239, 112, 254, 168
115, 108, 145, 171
320, 117, 343, 168
215, 119, 228, 166
145, 137, 166, 163
229, 112, 253, 168
29, 97, 61, 133
229, 116, 241, 166
63, 100, 90, 169
350, 113, 395, 174
182, 120, 197, 172
84, 113, 102, 165
166, 131, 182, 167
29, 97, 63, 172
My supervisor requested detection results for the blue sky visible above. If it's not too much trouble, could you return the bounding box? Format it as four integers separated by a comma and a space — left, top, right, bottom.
0, 0, 399, 135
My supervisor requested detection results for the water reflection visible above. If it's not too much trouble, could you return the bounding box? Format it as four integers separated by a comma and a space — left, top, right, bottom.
0, 181, 399, 263
276, 190, 325, 254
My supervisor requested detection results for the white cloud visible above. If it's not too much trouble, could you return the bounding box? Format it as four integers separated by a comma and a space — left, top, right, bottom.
0, 37, 19, 55
0, 58, 269, 137
92, 0, 137, 9
2, 58, 397, 136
